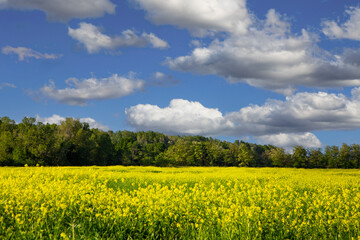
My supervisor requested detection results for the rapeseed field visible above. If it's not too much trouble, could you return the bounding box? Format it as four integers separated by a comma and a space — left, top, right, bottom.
1, 166, 360, 239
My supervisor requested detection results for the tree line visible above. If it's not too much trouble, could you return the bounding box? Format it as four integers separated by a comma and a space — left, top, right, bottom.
1, 116, 360, 168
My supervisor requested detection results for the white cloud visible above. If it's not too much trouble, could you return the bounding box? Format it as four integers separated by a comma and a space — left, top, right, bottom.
79, 117, 109, 131
126, 88, 360, 147
126, 99, 234, 136
132, 0, 251, 36
41, 74, 145, 106
0, 0, 115, 21
148, 72, 180, 86
36, 114, 65, 125
2, 46, 61, 61
322, 6, 360, 41
129, 2, 360, 93
256, 133, 322, 149
165, 9, 360, 94
36, 114, 109, 131
142, 33, 169, 49
190, 40, 203, 47
0, 82, 16, 89
226, 90, 360, 135
68, 22, 169, 54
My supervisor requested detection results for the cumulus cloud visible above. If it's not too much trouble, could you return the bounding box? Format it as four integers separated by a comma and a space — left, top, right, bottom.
0, 0, 115, 21
126, 99, 234, 136
36, 114, 109, 131
132, 0, 250, 36
41, 74, 145, 106
129, 1, 360, 93
126, 88, 360, 147
2, 46, 61, 61
165, 9, 360, 94
224, 90, 360, 135
322, 6, 360, 41
148, 72, 180, 86
68, 22, 169, 54
256, 133, 322, 149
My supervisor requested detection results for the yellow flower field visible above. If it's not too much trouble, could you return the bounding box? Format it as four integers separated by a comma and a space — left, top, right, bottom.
1, 166, 360, 239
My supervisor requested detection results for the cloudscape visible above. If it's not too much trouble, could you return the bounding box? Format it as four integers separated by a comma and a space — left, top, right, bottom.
1, 0, 360, 149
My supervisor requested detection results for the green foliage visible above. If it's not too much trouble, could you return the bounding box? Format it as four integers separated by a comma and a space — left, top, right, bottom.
292, 145, 308, 168
237, 142, 256, 167
266, 147, 290, 167
325, 145, 340, 168
308, 148, 324, 168
1, 116, 360, 168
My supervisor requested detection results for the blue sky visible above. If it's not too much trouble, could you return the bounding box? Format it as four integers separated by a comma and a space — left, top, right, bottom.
1, 0, 360, 149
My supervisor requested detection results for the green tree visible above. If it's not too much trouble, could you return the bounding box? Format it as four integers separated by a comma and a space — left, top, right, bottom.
292, 145, 308, 168
114, 137, 134, 165
206, 142, 226, 166
350, 144, 360, 168
89, 129, 114, 165
237, 143, 255, 167
308, 148, 324, 168
325, 146, 339, 168
0, 131, 15, 165
0, 117, 18, 165
339, 143, 351, 168
162, 140, 193, 166
56, 118, 93, 165
193, 142, 208, 166
13, 118, 58, 166
266, 147, 289, 167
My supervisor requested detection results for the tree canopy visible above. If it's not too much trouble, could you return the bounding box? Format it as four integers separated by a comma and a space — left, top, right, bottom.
1, 116, 360, 168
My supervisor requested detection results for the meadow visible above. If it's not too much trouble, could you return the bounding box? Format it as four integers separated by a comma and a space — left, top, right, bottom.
1, 166, 360, 239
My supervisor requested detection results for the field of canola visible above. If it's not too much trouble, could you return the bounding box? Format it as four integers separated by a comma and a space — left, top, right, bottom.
1, 166, 360, 239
